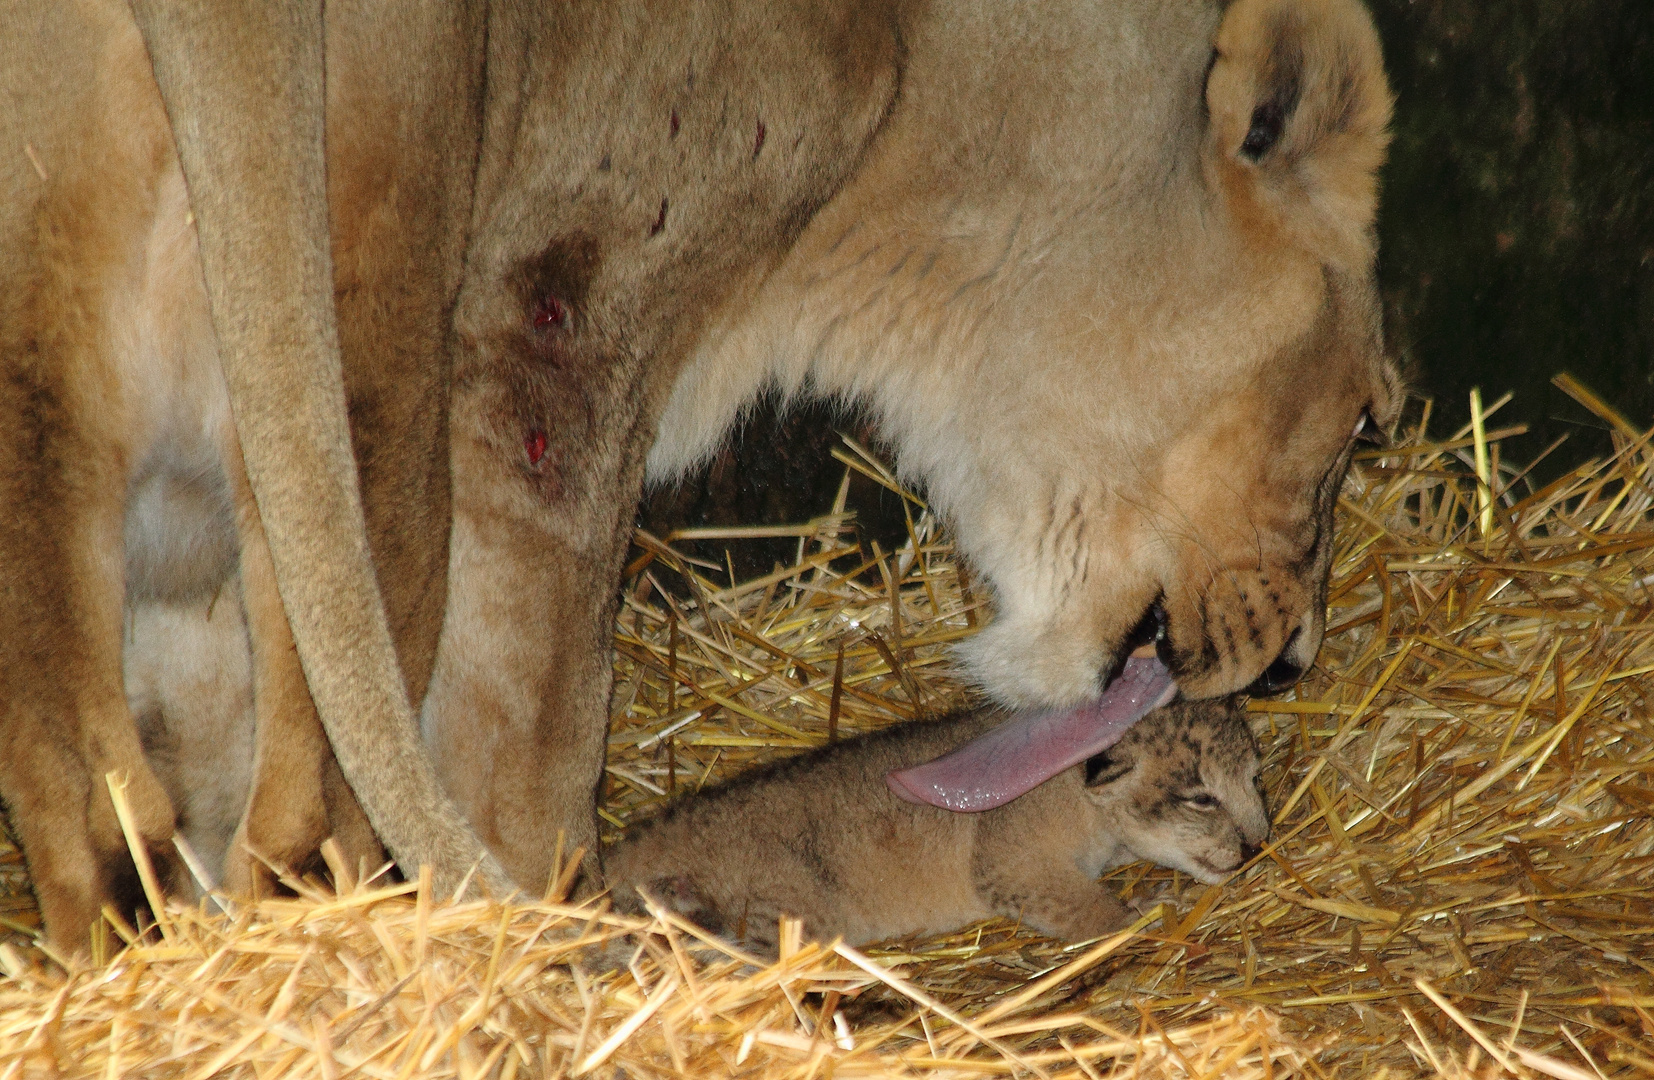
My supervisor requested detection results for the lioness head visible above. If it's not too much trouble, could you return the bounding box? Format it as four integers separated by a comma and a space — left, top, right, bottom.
652, 0, 1398, 707
1083, 697, 1269, 883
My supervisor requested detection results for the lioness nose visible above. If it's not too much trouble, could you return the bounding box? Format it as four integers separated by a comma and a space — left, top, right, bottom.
1244, 629, 1304, 696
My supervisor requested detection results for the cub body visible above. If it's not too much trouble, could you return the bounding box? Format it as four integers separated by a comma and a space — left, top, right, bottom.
606, 700, 1268, 949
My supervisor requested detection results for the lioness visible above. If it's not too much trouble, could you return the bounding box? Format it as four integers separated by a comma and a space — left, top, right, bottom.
1, 0, 1396, 952
608, 697, 1268, 950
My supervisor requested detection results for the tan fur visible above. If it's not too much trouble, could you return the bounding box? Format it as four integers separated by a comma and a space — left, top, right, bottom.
607, 700, 1268, 949
652, 0, 1399, 705
416, 0, 901, 892
2, 0, 1392, 953
124, 598, 254, 882
1, 0, 493, 950
126, 0, 509, 908
1, 5, 220, 942
124, 593, 383, 893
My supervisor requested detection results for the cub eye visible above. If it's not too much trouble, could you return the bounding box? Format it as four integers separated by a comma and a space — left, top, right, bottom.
1183, 792, 1220, 810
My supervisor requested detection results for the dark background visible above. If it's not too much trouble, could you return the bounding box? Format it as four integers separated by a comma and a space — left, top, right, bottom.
641, 0, 1654, 571
1374, 0, 1654, 464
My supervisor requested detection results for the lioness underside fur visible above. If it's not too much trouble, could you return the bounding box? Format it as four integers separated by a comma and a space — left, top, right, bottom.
1, 0, 1398, 953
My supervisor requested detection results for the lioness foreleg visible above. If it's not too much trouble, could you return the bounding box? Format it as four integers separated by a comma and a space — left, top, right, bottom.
420, 383, 619, 895
417, 0, 901, 895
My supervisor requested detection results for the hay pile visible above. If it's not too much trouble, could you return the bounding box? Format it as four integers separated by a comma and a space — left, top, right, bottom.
3, 385, 1654, 1078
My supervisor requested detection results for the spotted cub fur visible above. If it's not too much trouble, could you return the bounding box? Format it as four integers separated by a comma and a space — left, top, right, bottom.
605, 698, 1269, 951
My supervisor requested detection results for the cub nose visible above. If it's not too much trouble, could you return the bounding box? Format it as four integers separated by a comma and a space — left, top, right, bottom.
1244, 629, 1305, 696
1241, 841, 1263, 864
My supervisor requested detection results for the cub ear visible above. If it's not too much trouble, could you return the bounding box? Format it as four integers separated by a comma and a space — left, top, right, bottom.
1083, 750, 1133, 789
1203, 0, 1393, 267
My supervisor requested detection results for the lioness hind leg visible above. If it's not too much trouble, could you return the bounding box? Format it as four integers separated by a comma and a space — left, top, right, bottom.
0, 23, 195, 949
320, 752, 386, 889
0, 710, 182, 953
220, 455, 384, 897
0, 459, 171, 952
0, 267, 181, 947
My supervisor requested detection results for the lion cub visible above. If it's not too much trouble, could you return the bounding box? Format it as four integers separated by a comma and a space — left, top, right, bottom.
605, 698, 1269, 951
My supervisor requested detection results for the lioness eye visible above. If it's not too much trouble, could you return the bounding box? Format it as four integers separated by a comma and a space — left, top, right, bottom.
1184, 793, 1219, 810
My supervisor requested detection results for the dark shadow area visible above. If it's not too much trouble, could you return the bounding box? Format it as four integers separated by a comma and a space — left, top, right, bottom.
1373, 0, 1654, 468
635, 394, 916, 586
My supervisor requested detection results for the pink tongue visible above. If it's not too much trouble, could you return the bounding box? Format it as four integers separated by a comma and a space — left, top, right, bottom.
886, 655, 1177, 812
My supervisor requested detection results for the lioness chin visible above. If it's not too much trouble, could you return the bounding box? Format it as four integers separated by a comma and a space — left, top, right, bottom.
2, 0, 1396, 953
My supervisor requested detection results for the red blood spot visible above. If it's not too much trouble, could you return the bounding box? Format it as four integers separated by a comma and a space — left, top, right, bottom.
754, 119, 766, 158
669, 109, 680, 138
525, 428, 548, 466
648, 198, 668, 237
532, 295, 567, 330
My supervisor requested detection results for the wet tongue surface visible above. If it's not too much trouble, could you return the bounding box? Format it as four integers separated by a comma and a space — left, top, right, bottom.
885, 650, 1177, 812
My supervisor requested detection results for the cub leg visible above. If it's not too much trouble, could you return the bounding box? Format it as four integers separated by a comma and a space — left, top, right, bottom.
971, 818, 1131, 941
124, 594, 256, 885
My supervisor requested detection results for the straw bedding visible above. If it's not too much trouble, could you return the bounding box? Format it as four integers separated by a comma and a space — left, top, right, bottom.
2, 382, 1653, 1078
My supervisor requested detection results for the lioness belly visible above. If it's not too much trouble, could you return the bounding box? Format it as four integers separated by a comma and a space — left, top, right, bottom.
111, 159, 253, 880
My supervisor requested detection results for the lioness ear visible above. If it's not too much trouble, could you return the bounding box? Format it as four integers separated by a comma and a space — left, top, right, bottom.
1204, 0, 1392, 267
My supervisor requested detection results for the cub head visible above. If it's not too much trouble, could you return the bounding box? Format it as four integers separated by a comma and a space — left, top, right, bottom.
1083, 698, 1269, 883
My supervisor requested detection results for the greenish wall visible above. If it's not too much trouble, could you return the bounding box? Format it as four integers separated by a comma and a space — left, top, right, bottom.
1371, 0, 1654, 466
